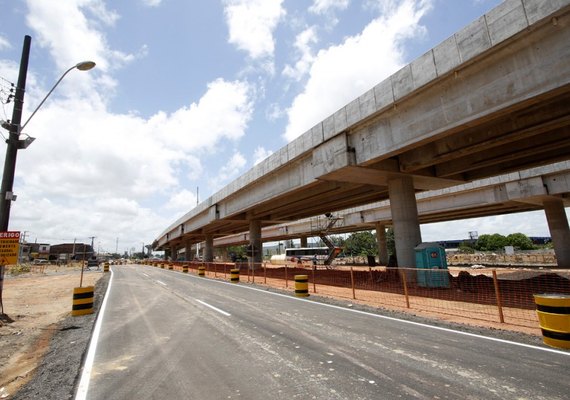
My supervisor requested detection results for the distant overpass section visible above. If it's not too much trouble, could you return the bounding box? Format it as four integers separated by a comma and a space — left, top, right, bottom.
155, 0, 570, 269
212, 161, 570, 262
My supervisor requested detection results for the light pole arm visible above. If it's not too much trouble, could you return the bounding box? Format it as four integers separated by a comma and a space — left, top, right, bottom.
19, 65, 76, 133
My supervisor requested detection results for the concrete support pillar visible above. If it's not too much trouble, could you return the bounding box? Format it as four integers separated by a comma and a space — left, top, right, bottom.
543, 199, 570, 269
375, 222, 389, 266
388, 176, 421, 276
300, 236, 308, 248
204, 235, 214, 262
249, 219, 263, 264
164, 248, 171, 261
185, 240, 193, 261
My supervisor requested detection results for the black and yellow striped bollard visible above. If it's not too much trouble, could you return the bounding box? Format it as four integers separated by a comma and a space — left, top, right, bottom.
294, 275, 309, 297
198, 266, 205, 277
182, 265, 188, 273
72, 286, 94, 316
534, 294, 570, 349
168, 263, 173, 270
230, 268, 240, 283
103, 262, 109, 272
161, 263, 165, 269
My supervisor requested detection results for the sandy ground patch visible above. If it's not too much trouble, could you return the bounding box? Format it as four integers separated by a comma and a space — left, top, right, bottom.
0, 265, 102, 399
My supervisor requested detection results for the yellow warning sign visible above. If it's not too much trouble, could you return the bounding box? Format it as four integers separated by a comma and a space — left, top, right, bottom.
0, 231, 20, 265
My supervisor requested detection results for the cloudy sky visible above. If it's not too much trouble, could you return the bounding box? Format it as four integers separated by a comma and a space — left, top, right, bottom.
0, 0, 561, 255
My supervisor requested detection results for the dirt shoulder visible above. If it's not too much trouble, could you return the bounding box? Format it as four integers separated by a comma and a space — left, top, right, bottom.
0, 265, 107, 399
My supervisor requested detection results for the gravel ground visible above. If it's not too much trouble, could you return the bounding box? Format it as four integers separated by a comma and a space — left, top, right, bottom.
11, 273, 110, 400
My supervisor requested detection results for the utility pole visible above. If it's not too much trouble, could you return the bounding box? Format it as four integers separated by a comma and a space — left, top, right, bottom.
0, 35, 30, 231
0, 35, 31, 316
17, 230, 28, 263
88, 236, 95, 258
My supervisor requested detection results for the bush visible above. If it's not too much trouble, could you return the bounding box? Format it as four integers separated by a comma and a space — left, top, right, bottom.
8, 264, 31, 275
506, 233, 535, 250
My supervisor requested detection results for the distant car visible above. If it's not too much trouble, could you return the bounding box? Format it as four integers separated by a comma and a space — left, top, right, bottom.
33, 259, 49, 265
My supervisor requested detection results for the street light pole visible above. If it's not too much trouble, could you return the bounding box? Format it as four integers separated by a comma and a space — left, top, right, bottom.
0, 35, 31, 232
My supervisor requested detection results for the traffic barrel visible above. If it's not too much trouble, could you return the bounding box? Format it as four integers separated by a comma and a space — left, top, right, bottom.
72, 286, 94, 316
230, 268, 240, 283
534, 294, 570, 349
294, 275, 309, 297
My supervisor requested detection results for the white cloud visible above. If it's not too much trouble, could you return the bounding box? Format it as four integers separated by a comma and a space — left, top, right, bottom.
283, 0, 432, 142
166, 189, 198, 212
3, 2, 257, 252
0, 35, 11, 50
282, 26, 319, 81
309, 0, 350, 14
142, 0, 162, 7
223, 0, 286, 60
265, 102, 285, 121
15, 76, 253, 201
149, 78, 253, 152
209, 152, 247, 192
25, 0, 126, 74
253, 146, 273, 165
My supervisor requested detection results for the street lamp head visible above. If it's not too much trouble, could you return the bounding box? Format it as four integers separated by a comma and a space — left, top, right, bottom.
75, 61, 96, 71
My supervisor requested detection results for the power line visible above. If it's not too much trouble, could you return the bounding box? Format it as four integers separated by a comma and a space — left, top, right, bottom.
0, 76, 15, 122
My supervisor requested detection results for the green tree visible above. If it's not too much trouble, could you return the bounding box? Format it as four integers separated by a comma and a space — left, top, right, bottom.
506, 233, 535, 250
475, 233, 508, 251
328, 235, 346, 248
344, 231, 377, 256
228, 245, 247, 261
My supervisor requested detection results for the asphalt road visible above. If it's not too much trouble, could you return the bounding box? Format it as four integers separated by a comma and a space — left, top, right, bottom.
78, 265, 570, 399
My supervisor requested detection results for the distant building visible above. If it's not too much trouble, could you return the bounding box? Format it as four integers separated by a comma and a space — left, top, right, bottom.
21, 242, 94, 262
50, 243, 94, 261
28, 243, 50, 260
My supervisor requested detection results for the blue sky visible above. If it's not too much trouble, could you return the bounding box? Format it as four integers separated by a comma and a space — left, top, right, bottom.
0, 0, 560, 254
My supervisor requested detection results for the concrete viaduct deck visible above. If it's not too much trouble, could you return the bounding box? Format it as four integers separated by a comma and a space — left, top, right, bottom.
154, 0, 570, 268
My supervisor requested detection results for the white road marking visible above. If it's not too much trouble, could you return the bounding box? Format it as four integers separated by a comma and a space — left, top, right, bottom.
196, 299, 231, 316
156, 280, 167, 286
142, 273, 149, 277
75, 268, 114, 400
185, 273, 570, 357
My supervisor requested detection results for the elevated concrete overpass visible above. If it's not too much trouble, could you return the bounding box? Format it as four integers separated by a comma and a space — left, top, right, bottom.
211, 162, 570, 264
155, 0, 570, 269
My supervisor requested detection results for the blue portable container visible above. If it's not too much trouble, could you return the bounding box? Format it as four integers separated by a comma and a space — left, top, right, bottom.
414, 243, 450, 288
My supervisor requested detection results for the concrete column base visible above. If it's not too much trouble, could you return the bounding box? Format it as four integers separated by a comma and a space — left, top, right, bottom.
388, 176, 421, 281
375, 222, 389, 266
249, 220, 262, 265
543, 199, 570, 269
204, 235, 214, 262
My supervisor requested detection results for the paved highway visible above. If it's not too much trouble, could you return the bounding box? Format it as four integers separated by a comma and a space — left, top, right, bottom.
78, 265, 570, 399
